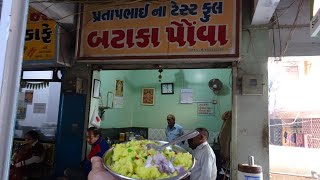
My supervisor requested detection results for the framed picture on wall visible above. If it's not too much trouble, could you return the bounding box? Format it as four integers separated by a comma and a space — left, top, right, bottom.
115, 80, 123, 97
141, 88, 155, 106
92, 79, 101, 98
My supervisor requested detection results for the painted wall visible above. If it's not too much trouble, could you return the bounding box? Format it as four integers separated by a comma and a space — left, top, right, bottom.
131, 69, 231, 132
99, 70, 133, 128
96, 69, 232, 132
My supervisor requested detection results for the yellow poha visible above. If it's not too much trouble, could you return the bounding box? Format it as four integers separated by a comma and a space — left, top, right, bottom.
105, 140, 192, 179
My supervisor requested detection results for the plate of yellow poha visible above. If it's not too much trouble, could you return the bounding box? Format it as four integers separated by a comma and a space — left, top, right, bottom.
103, 140, 195, 180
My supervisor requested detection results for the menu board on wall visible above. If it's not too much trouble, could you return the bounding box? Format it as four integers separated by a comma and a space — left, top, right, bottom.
23, 8, 56, 62
77, 0, 239, 61
33, 103, 47, 114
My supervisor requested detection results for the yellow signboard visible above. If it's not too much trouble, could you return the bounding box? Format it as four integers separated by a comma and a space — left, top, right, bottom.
77, 0, 239, 60
23, 8, 56, 61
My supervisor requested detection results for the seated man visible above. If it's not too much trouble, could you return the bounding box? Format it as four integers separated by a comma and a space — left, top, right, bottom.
65, 127, 109, 180
10, 130, 45, 180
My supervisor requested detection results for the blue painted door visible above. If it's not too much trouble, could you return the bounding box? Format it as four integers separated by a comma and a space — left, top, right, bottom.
54, 93, 86, 176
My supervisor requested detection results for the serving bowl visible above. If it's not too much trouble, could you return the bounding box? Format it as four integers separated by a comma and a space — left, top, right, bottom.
102, 140, 195, 180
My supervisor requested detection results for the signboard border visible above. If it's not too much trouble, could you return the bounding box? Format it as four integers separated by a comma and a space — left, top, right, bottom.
23, 16, 58, 64
23, 27, 58, 64
75, 1, 240, 61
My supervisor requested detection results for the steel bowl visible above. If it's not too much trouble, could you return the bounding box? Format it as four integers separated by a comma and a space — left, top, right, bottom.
102, 140, 195, 180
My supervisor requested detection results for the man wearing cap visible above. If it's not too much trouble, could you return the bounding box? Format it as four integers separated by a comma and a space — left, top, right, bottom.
188, 127, 217, 180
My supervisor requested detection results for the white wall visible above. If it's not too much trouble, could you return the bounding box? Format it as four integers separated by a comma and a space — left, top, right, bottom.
233, 1, 270, 179
88, 71, 100, 127
17, 82, 61, 127
234, 0, 320, 179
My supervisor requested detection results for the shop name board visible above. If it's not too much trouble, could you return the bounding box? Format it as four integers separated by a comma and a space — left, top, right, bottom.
77, 0, 239, 60
23, 9, 56, 61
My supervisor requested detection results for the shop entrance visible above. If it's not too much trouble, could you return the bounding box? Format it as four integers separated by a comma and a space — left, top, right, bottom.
10, 70, 62, 179
269, 56, 320, 179
87, 67, 233, 179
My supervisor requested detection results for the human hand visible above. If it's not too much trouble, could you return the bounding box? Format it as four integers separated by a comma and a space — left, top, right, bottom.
15, 161, 22, 168
88, 156, 116, 180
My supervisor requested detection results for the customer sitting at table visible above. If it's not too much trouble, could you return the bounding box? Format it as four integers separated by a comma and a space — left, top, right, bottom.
64, 127, 109, 180
10, 130, 45, 180
188, 128, 217, 180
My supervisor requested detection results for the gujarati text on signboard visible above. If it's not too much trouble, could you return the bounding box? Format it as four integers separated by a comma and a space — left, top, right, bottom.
23, 8, 56, 61
77, 0, 239, 60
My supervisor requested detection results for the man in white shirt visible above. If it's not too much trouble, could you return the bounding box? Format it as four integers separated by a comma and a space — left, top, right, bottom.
188, 128, 217, 180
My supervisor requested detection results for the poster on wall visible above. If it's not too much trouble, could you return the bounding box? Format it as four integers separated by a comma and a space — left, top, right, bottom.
113, 96, 124, 108
77, 0, 240, 61
93, 79, 101, 98
142, 88, 155, 106
24, 90, 34, 104
180, 89, 193, 104
197, 103, 213, 115
33, 103, 46, 114
17, 92, 27, 120
115, 80, 123, 97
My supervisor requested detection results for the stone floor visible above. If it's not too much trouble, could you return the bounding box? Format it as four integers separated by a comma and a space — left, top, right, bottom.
270, 173, 315, 180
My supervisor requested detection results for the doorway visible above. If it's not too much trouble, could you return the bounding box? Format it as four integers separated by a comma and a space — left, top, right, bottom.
269, 56, 320, 179
11, 70, 62, 178
87, 68, 233, 179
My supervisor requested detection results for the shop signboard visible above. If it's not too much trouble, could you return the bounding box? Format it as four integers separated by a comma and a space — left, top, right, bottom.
77, 0, 239, 61
23, 8, 56, 63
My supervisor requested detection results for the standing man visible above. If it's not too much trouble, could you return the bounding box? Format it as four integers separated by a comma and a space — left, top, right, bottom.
188, 128, 217, 180
64, 127, 109, 180
165, 114, 183, 143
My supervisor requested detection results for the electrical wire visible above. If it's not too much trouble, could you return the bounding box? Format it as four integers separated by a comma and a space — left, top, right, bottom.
269, 112, 301, 127
277, 0, 298, 11
281, 0, 304, 57
272, 26, 277, 59
276, 12, 282, 61
270, 0, 298, 24
38, 2, 59, 14
29, 0, 148, 26
54, 0, 146, 21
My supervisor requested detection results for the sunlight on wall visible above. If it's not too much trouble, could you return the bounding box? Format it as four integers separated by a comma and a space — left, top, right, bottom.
313, 0, 320, 16
269, 56, 320, 112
